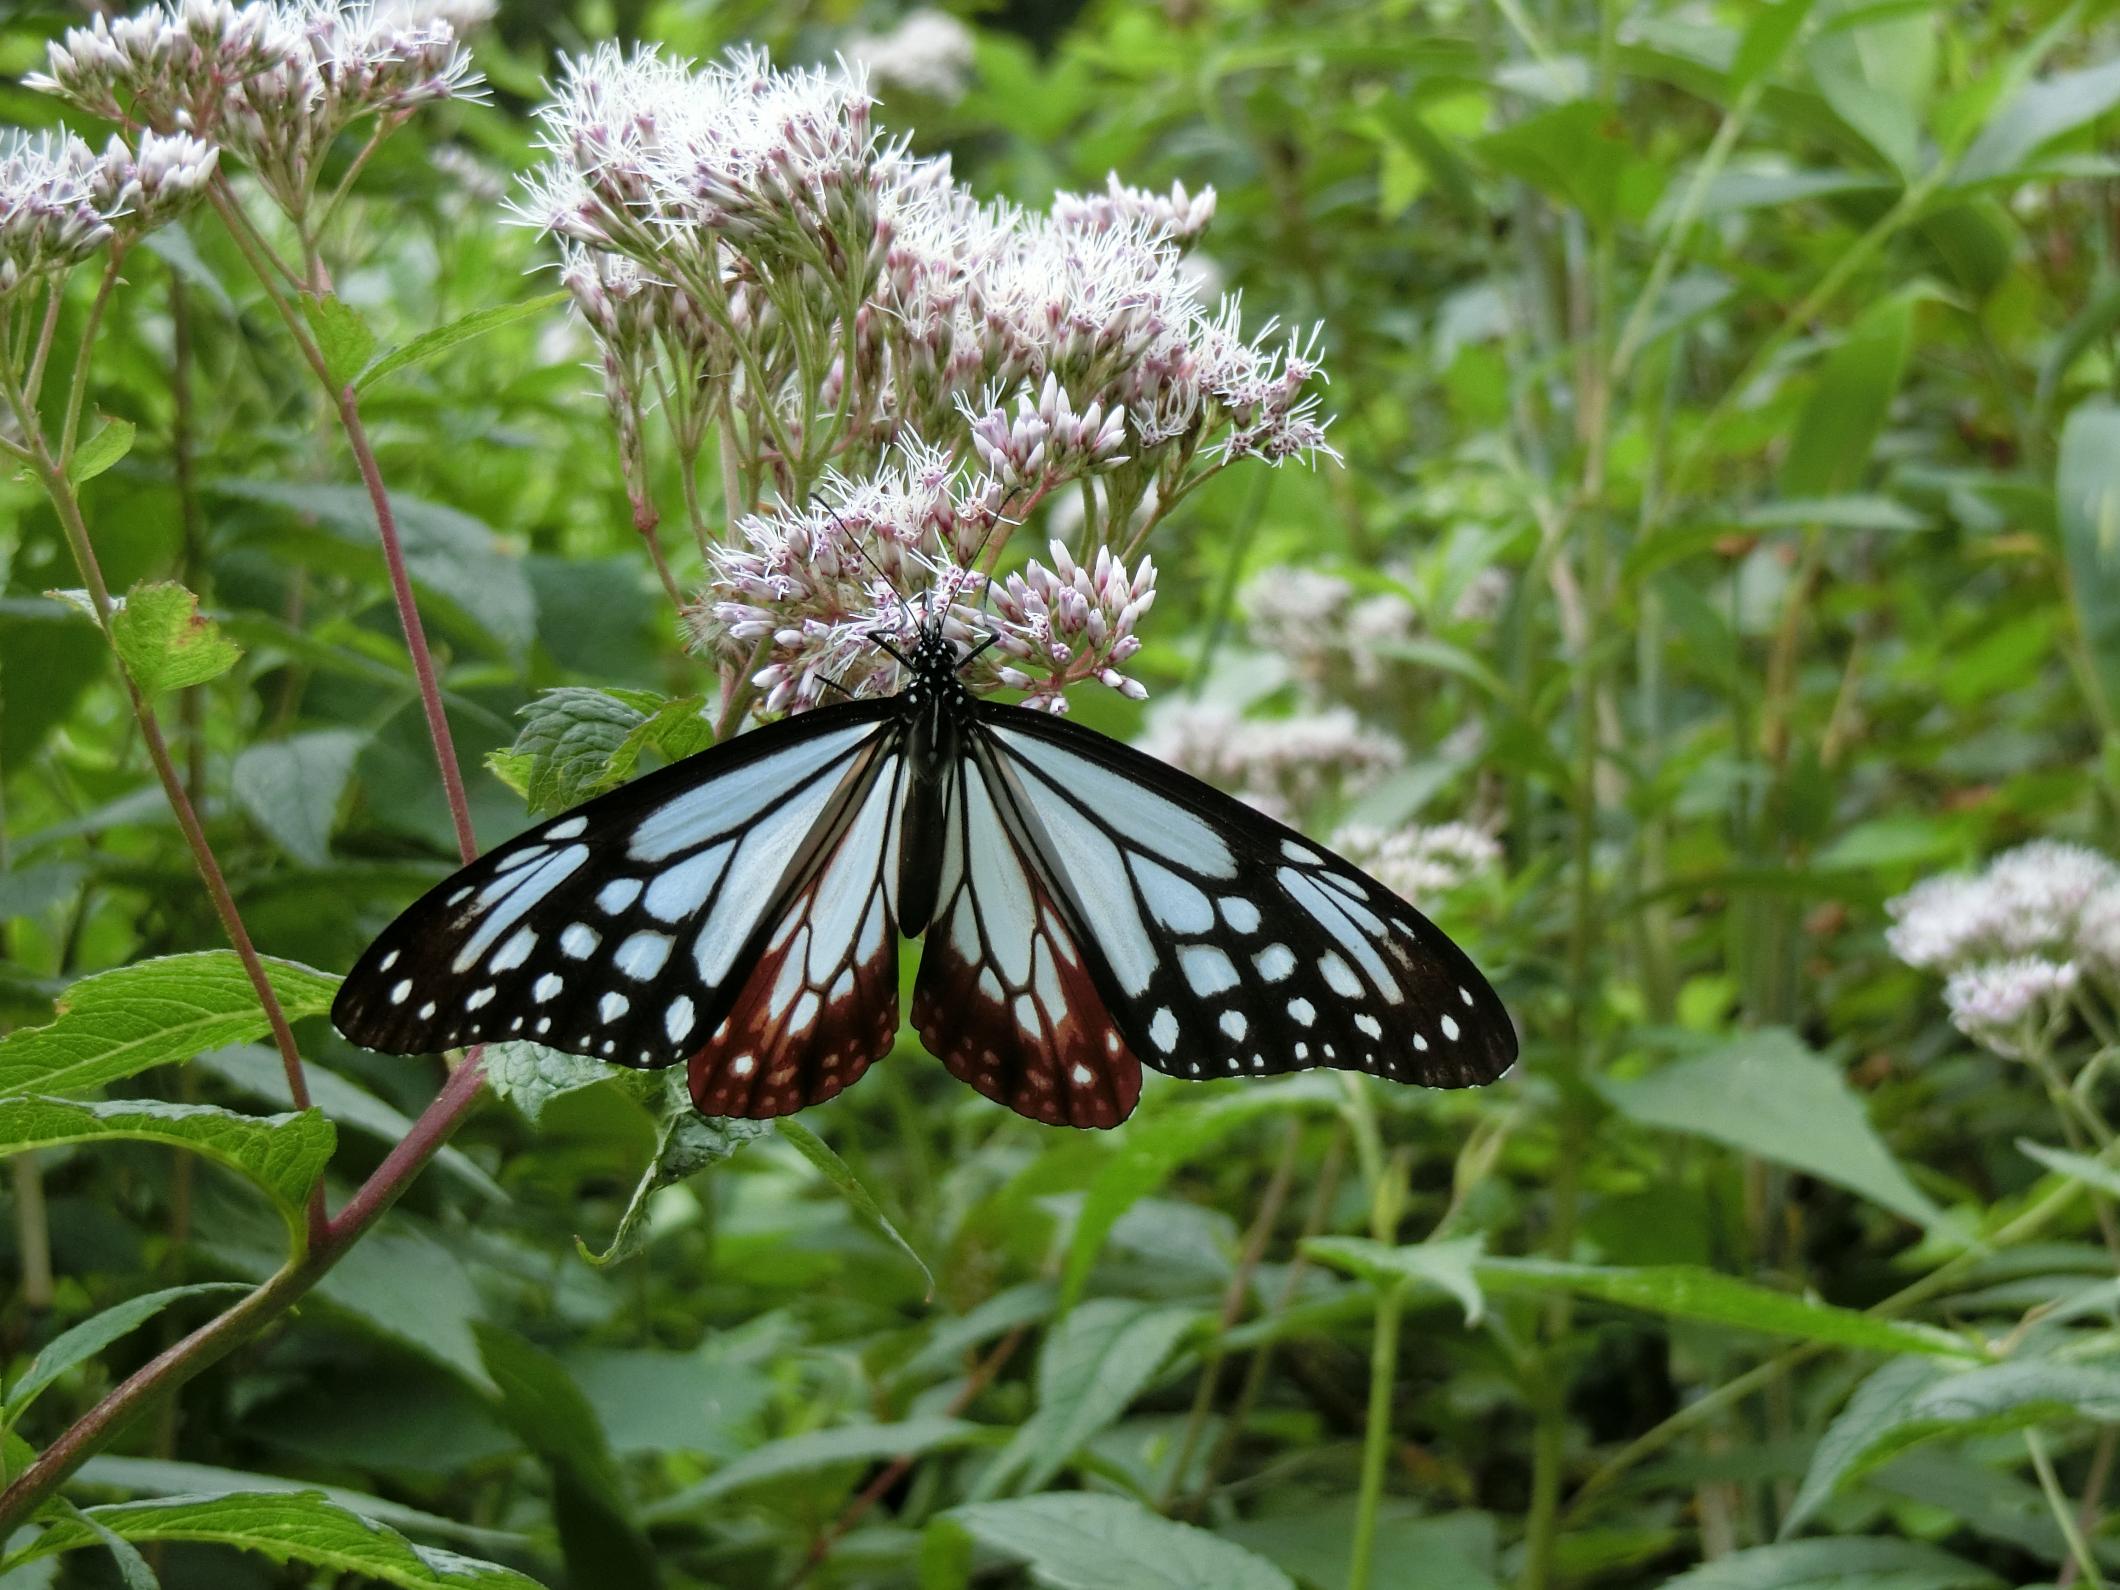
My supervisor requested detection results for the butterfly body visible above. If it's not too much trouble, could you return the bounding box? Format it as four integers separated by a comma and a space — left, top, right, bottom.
333, 617, 1516, 1128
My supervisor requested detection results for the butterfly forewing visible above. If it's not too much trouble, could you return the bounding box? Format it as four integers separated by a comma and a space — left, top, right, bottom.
977, 706, 1517, 1091
688, 744, 906, 1117
330, 702, 899, 1067
909, 751, 1144, 1128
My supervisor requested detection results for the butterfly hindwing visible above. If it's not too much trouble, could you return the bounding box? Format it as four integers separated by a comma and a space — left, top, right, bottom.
910, 749, 1144, 1129
976, 705, 1517, 1091
330, 701, 900, 1068
688, 744, 907, 1117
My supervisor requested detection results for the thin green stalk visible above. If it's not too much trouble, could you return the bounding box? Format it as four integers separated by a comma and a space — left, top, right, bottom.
1347, 1281, 1404, 1590
2031, 1428, 2111, 1590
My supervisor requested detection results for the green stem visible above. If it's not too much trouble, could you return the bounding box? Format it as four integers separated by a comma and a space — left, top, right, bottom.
1347, 1282, 1404, 1590
2031, 1428, 2111, 1590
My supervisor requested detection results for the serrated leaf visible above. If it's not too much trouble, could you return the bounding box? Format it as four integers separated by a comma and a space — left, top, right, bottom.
1474, 1259, 1982, 1359
0, 953, 341, 1101
109, 582, 241, 699
1302, 1235, 1486, 1323
7, 1491, 543, 1589
198, 1046, 501, 1202
1600, 1029, 1948, 1231
580, 1072, 767, 1267
3, 1283, 249, 1423
231, 729, 365, 865
506, 688, 652, 815
776, 1117, 934, 1296
946, 1494, 1294, 1590
355, 292, 570, 391
1784, 1357, 2120, 1535
67, 417, 135, 486
1663, 1536, 2001, 1588
974, 1299, 1202, 1500
481, 1040, 617, 1123
0, 1097, 333, 1233
654, 1417, 983, 1514
73, 1457, 526, 1556
605, 694, 713, 787
302, 293, 378, 390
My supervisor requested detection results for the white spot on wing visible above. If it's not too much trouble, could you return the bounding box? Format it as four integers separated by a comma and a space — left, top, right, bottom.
560, 923, 600, 959
1149, 1007, 1179, 1052
1441, 1014, 1460, 1041
614, 930, 673, 981
665, 995, 695, 1042
533, 973, 563, 1002
1179, 944, 1238, 998
597, 877, 643, 914
1318, 951, 1362, 998
389, 978, 412, 1004
489, 926, 536, 973
547, 816, 587, 839
1218, 897, 1261, 934
1220, 1009, 1247, 1042
645, 842, 732, 923
599, 991, 629, 1023
1288, 997, 1316, 1026
1254, 943, 1296, 982
1131, 854, 1213, 933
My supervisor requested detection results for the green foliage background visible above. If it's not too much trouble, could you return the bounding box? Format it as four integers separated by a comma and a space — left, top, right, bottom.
4, 0, 2120, 1586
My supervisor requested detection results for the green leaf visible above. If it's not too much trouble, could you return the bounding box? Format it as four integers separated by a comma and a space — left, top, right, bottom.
210, 479, 536, 661
1785, 1356, 2120, 1535
975, 1299, 1201, 1500
481, 1040, 616, 1123
1739, 496, 1928, 532
655, 1417, 983, 1512
8, 1491, 543, 1589
475, 1327, 625, 1509
2019, 1138, 2120, 1200
1061, 1081, 1339, 1307
0, 953, 340, 1101
1806, 9, 1934, 179
1599, 1029, 1949, 1231
72, 1457, 526, 1556
302, 293, 379, 390
945, 1494, 1294, 1590
108, 582, 241, 699
1222, 1502, 1499, 1590
1473, 1259, 1981, 1359
231, 729, 365, 866
1959, 56, 2120, 185
1729, 0, 1816, 91
3, 1283, 248, 1423
1476, 101, 1635, 226
1662, 1536, 2002, 1589
67, 417, 136, 486
504, 688, 665, 815
0, 1097, 332, 1233
2058, 401, 2120, 728
776, 1117, 934, 1296
198, 1046, 501, 1202
1302, 1236, 1485, 1322
1781, 295, 1916, 498
580, 1073, 767, 1266
54, 1501, 158, 1590
355, 292, 570, 391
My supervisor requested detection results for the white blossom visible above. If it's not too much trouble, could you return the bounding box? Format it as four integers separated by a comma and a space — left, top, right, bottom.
1332, 821, 1503, 906
0, 131, 112, 298
847, 9, 976, 104
1138, 701, 1402, 814
1943, 957, 2080, 1061
1055, 171, 1217, 247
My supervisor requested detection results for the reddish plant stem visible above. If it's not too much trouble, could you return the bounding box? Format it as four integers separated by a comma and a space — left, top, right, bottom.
0, 1053, 487, 1533
333, 382, 477, 864
0, 375, 322, 1221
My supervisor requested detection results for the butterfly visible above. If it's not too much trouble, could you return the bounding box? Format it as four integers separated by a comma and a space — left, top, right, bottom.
332, 612, 1516, 1128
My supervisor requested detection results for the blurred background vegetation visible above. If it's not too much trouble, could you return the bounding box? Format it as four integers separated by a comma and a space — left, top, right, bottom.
5, 0, 2120, 1586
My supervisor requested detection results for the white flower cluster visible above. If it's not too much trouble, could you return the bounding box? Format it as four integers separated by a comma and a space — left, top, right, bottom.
0, 128, 217, 298
1332, 821, 1503, 907
1886, 840, 2119, 1060
31, 0, 487, 221
1138, 701, 1403, 821
1052, 171, 1217, 246
1243, 565, 1418, 689
515, 42, 1336, 496
688, 441, 1155, 716
847, 9, 977, 105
